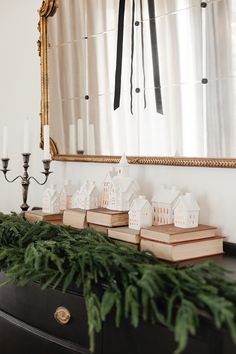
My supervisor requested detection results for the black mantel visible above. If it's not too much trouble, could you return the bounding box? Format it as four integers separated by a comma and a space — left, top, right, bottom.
0, 252, 235, 354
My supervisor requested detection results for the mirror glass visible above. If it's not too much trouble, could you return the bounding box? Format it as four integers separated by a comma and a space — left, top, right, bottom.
47, 0, 236, 158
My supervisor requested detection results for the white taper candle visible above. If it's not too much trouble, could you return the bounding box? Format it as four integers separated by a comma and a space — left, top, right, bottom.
202, 4, 207, 79
89, 123, 95, 155
2, 126, 8, 158
77, 119, 84, 151
23, 118, 30, 153
69, 124, 76, 154
43, 124, 51, 160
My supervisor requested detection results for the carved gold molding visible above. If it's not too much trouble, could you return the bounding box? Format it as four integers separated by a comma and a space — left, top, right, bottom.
38, 0, 59, 155
52, 154, 236, 168
38, 0, 236, 168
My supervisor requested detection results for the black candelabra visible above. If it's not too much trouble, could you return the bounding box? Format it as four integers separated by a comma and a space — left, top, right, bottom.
1, 153, 52, 213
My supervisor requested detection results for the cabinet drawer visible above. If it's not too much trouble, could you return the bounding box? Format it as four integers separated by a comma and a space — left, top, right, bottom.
0, 309, 86, 354
0, 273, 101, 353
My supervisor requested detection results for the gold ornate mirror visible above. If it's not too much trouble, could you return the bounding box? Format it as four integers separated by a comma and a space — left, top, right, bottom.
38, 0, 236, 167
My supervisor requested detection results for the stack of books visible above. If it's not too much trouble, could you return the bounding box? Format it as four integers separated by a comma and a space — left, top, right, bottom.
87, 208, 128, 227
25, 210, 63, 225
62, 207, 129, 235
63, 208, 137, 248
87, 208, 129, 236
63, 208, 87, 229
108, 227, 140, 250
140, 224, 224, 262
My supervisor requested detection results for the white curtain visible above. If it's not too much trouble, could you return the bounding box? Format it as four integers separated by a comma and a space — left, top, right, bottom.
206, 0, 235, 157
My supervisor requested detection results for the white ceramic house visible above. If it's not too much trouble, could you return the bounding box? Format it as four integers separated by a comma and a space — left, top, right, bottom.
106, 154, 140, 211
42, 185, 60, 214
129, 196, 153, 230
101, 167, 117, 208
60, 180, 76, 210
71, 189, 81, 209
174, 193, 200, 228
152, 185, 181, 225
117, 153, 130, 177
77, 180, 100, 210
107, 177, 140, 211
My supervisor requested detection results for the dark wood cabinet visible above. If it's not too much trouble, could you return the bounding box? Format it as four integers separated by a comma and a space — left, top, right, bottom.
0, 274, 91, 350
0, 273, 100, 354
102, 314, 228, 354
0, 255, 235, 354
0, 311, 84, 354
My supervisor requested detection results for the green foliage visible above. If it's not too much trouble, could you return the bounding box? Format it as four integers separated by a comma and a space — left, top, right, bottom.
174, 299, 198, 354
0, 213, 235, 353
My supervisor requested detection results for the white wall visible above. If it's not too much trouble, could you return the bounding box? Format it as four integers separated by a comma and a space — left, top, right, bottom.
0, 0, 236, 242
0, 0, 64, 211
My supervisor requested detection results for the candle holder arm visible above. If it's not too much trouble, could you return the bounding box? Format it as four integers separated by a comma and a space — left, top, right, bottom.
28, 159, 52, 186
1, 172, 22, 184
29, 172, 52, 186
1, 159, 23, 183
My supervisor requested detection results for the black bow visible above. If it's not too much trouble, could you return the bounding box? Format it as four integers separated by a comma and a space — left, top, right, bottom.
114, 0, 163, 115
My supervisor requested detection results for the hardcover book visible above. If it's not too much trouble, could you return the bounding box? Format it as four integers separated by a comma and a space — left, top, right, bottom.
49, 220, 64, 225
87, 208, 128, 227
25, 210, 63, 223
108, 227, 140, 244
141, 224, 217, 243
88, 223, 109, 235
63, 208, 88, 229
113, 239, 139, 250
140, 236, 224, 262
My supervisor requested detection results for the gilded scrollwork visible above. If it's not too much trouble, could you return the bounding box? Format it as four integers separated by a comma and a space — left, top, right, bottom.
39, 0, 58, 18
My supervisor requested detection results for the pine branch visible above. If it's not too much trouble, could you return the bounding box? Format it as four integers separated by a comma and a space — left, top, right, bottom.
0, 213, 235, 353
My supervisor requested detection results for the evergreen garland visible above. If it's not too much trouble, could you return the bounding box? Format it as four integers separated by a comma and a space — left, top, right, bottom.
0, 213, 235, 353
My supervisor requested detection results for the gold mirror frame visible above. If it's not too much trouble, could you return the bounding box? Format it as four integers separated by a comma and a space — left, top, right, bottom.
38, 0, 236, 168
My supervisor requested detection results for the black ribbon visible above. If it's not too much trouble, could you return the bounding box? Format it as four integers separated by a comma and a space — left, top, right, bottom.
114, 0, 163, 115
113, 0, 126, 111
148, 0, 163, 114
140, 0, 147, 109
130, 0, 135, 114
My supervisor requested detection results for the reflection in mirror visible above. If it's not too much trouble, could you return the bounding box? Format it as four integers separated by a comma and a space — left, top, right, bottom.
47, 0, 236, 158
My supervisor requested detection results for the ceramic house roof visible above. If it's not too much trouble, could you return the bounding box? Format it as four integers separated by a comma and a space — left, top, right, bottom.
62, 180, 76, 196
50, 195, 59, 203
175, 193, 200, 211
129, 196, 152, 213
152, 185, 181, 204
104, 168, 118, 182
72, 189, 80, 198
44, 187, 59, 202
112, 176, 139, 194
80, 181, 98, 196
118, 153, 129, 166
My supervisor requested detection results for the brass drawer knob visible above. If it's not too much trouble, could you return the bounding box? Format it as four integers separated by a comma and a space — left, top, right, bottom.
54, 306, 71, 325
